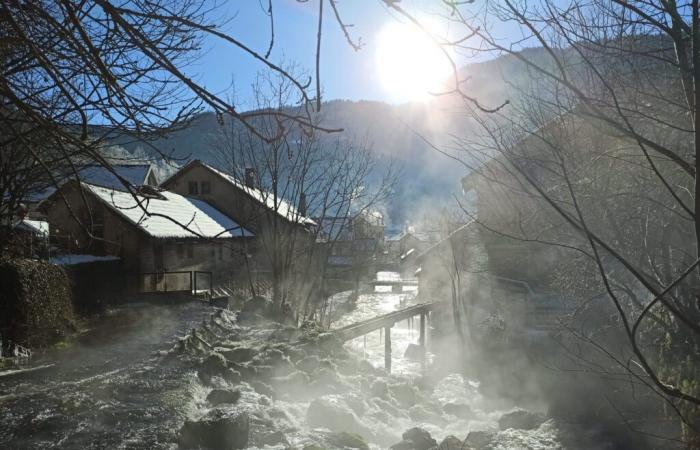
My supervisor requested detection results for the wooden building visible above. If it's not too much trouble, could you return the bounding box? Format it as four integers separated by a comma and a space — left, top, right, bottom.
161, 160, 316, 277
43, 181, 254, 292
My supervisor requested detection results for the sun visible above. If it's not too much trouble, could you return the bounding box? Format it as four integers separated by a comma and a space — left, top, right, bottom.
375, 21, 453, 103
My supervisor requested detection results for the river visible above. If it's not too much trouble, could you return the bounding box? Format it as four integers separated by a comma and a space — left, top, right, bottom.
0, 272, 608, 449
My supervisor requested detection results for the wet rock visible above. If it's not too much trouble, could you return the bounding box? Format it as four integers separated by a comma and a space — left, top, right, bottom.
258, 430, 289, 446
370, 379, 389, 399
253, 348, 286, 366
443, 402, 474, 419
311, 366, 341, 385
302, 445, 326, 450
201, 352, 227, 374
198, 353, 229, 383
498, 408, 546, 430
220, 346, 257, 363
358, 359, 379, 374
297, 355, 323, 373
403, 343, 425, 361
249, 380, 275, 399
286, 346, 308, 362
389, 382, 417, 408
270, 370, 310, 391
328, 431, 370, 450
464, 430, 495, 449
345, 393, 367, 416
390, 441, 416, 450
401, 427, 438, 450
178, 409, 249, 449
408, 405, 445, 425
206, 388, 241, 406
436, 435, 464, 450
307, 396, 371, 439
372, 398, 405, 418
223, 368, 242, 384
370, 409, 390, 424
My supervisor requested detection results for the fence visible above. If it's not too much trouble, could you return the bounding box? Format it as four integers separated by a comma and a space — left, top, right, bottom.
140, 271, 212, 296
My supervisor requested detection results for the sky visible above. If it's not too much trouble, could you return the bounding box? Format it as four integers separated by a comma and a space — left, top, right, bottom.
187, 0, 514, 107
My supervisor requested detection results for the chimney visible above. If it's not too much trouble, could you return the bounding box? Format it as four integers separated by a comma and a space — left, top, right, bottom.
244, 168, 256, 189
298, 192, 307, 217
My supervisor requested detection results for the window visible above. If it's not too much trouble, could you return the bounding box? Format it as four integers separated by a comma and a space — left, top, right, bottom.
186, 244, 194, 259
188, 181, 198, 195
176, 243, 185, 259
201, 181, 211, 195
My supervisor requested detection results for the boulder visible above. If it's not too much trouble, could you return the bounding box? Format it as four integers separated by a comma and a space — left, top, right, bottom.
408, 405, 444, 425
178, 409, 249, 449
297, 355, 323, 373
390, 441, 416, 450
302, 445, 326, 450
199, 352, 228, 382
328, 432, 370, 450
401, 427, 437, 450
372, 398, 405, 418
258, 430, 289, 447
307, 396, 371, 439
498, 408, 546, 430
443, 402, 475, 419
221, 346, 257, 363
370, 379, 389, 399
436, 435, 464, 450
464, 430, 495, 449
389, 382, 417, 408
249, 380, 275, 399
270, 370, 310, 391
206, 389, 241, 406
223, 368, 242, 384
403, 343, 425, 361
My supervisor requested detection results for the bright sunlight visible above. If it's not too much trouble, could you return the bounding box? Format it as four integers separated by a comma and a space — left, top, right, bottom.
376, 21, 452, 102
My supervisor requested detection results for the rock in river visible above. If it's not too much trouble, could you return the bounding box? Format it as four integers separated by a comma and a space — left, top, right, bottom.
436, 435, 465, 450
498, 408, 546, 430
390, 427, 437, 450
206, 388, 241, 406
307, 395, 371, 439
178, 409, 249, 449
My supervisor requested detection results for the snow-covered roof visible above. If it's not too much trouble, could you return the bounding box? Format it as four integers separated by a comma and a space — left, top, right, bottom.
78, 164, 155, 190
182, 161, 316, 226
50, 254, 120, 265
26, 164, 157, 202
14, 219, 49, 236
85, 183, 254, 239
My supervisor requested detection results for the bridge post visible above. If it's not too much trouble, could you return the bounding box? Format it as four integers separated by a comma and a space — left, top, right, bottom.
419, 312, 426, 347
384, 326, 392, 373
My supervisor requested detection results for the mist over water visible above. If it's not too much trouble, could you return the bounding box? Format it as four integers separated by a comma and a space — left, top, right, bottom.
0, 273, 617, 449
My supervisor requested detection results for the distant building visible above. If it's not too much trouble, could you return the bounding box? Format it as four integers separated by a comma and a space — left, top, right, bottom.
43, 181, 253, 292
316, 211, 386, 282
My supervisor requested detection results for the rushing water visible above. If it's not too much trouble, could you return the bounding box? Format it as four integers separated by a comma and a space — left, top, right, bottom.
0, 273, 606, 449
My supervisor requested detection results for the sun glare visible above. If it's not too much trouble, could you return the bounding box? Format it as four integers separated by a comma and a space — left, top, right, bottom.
375, 21, 452, 102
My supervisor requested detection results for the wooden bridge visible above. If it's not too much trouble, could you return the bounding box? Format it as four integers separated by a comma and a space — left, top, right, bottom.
330, 301, 440, 373
367, 278, 419, 293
